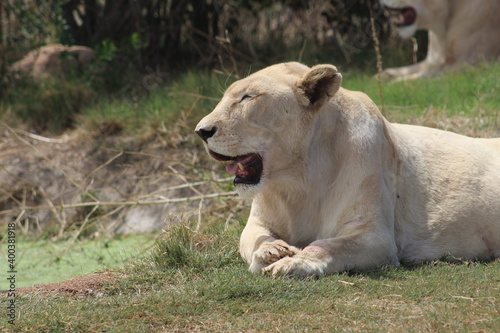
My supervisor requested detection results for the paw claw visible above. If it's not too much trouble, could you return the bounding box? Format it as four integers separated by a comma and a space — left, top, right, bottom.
249, 239, 301, 274
261, 255, 327, 278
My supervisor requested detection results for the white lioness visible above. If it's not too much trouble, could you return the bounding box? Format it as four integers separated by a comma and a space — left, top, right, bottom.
381, 0, 500, 79
195, 62, 500, 277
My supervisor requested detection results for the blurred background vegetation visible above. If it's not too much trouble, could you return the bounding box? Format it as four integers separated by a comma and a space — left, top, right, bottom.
0, 0, 427, 133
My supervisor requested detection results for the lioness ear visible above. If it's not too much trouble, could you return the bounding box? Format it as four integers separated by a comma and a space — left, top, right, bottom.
297, 65, 342, 109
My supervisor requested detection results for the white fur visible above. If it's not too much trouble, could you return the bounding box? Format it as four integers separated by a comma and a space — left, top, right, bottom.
196, 62, 500, 277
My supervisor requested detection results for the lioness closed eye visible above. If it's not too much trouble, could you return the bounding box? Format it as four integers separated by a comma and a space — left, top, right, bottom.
195, 62, 500, 277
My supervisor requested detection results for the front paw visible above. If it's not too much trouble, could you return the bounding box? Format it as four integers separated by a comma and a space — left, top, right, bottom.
262, 256, 328, 278
249, 239, 299, 273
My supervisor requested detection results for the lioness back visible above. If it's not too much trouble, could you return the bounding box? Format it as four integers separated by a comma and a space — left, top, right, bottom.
391, 124, 500, 261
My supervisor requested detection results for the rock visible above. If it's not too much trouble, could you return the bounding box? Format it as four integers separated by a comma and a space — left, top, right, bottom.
8, 44, 94, 80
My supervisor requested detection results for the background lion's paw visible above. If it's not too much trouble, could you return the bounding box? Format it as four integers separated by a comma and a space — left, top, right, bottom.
262, 256, 327, 278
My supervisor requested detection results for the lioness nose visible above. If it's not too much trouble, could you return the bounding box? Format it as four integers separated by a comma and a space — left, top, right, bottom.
195, 126, 217, 142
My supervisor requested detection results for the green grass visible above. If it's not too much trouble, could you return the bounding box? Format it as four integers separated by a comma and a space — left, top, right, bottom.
0, 77, 96, 132
7, 220, 500, 332
3, 61, 499, 137
0, 234, 155, 288
77, 70, 228, 135
79, 61, 500, 138
342, 62, 500, 121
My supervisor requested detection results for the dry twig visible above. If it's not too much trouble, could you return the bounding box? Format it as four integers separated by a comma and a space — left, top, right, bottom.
17, 191, 237, 211
369, 1, 385, 115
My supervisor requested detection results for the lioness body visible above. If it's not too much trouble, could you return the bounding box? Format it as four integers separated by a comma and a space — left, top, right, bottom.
392, 125, 500, 262
196, 62, 500, 276
381, 0, 500, 79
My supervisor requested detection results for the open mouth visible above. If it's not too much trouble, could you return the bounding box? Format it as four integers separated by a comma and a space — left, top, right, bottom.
209, 150, 263, 185
385, 6, 417, 27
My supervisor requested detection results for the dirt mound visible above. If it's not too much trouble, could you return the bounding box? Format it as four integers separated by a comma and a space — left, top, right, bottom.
15, 272, 115, 297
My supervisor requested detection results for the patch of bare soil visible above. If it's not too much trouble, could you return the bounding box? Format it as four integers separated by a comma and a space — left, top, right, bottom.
14, 272, 116, 297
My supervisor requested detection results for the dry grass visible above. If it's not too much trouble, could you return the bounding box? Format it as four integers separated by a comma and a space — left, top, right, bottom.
0, 120, 241, 240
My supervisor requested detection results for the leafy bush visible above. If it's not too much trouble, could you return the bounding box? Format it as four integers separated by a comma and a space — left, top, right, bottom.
1, 76, 95, 132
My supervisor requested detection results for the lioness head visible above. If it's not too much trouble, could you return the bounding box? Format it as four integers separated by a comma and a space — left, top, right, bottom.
381, 0, 448, 39
195, 62, 342, 198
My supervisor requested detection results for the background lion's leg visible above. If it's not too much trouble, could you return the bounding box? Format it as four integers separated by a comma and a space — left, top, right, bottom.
381, 61, 428, 80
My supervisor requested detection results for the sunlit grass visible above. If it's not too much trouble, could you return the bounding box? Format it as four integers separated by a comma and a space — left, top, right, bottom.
77, 61, 500, 137
1, 234, 155, 288
343, 62, 500, 121
14, 219, 500, 332
77, 70, 229, 134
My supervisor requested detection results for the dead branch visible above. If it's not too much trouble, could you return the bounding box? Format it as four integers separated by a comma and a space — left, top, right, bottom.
16, 191, 238, 211
13, 128, 69, 144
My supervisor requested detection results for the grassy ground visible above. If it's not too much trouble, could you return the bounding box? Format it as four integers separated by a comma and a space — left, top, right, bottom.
9, 221, 500, 332
80, 61, 500, 138
3, 61, 499, 137
344, 62, 500, 128
1, 63, 499, 331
